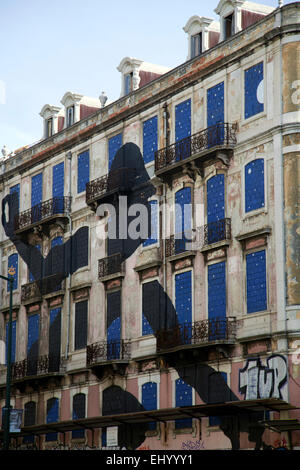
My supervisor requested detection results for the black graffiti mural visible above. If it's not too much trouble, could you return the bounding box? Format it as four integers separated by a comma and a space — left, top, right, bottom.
2, 142, 266, 450
1, 193, 89, 294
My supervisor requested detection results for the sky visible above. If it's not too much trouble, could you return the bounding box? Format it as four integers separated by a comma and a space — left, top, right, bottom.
0, 0, 295, 153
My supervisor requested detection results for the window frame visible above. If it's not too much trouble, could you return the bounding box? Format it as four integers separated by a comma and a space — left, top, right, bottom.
244, 247, 268, 315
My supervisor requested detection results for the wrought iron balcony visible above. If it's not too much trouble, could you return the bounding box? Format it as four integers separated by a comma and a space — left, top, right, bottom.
202, 218, 231, 246
98, 253, 123, 280
86, 167, 136, 208
155, 123, 237, 176
21, 275, 65, 302
165, 231, 195, 258
11, 355, 64, 381
156, 318, 236, 353
14, 196, 71, 234
86, 340, 131, 366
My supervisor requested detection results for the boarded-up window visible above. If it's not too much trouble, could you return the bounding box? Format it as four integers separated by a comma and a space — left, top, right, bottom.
72, 393, 86, 439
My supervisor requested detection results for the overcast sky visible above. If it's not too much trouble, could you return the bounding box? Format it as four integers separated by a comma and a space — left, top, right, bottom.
0, 0, 294, 153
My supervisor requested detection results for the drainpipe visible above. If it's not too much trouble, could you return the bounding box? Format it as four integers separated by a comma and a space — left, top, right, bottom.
65, 151, 72, 359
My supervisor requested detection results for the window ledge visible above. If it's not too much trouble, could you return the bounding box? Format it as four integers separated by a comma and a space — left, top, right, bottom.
236, 227, 271, 242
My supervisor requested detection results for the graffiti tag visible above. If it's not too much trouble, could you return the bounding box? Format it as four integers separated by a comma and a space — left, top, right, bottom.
239, 354, 288, 400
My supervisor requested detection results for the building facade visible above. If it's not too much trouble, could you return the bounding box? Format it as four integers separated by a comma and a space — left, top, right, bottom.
0, 0, 299, 450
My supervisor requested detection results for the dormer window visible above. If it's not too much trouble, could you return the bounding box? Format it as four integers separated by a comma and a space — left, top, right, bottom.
124, 73, 133, 95
46, 118, 53, 138
191, 33, 202, 58
224, 13, 234, 39
67, 105, 74, 127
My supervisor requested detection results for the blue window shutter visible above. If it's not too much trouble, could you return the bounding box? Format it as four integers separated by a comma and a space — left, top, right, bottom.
107, 291, 121, 359
108, 133, 122, 170
31, 173, 43, 207
143, 116, 158, 164
143, 200, 158, 247
208, 262, 226, 340
75, 300, 88, 350
142, 382, 157, 430
246, 250, 267, 313
5, 320, 16, 364
29, 244, 41, 283
207, 82, 224, 127
27, 314, 39, 356
206, 174, 225, 224
52, 162, 64, 197
72, 393, 86, 439
245, 62, 264, 119
175, 271, 192, 344
175, 99, 191, 143
175, 187, 192, 234
245, 159, 265, 213
46, 398, 59, 441
175, 378, 193, 429
51, 236, 63, 248
10, 184, 20, 212
7, 253, 18, 291
77, 151, 90, 193
209, 372, 227, 426
175, 187, 192, 253
49, 308, 61, 372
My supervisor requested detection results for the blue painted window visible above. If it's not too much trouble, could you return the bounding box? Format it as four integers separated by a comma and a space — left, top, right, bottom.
175, 187, 192, 254
207, 175, 225, 224
5, 320, 16, 364
107, 291, 121, 360
175, 99, 191, 143
208, 262, 226, 340
29, 244, 41, 283
7, 253, 18, 291
246, 250, 267, 314
108, 133, 122, 170
207, 82, 224, 127
101, 429, 107, 447
245, 62, 264, 119
143, 200, 158, 247
10, 184, 20, 212
245, 159, 265, 213
31, 173, 43, 207
46, 398, 59, 441
72, 393, 86, 439
31, 173, 43, 223
209, 372, 227, 426
27, 314, 39, 356
49, 308, 61, 372
23, 402, 36, 443
75, 300, 88, 350
142, 382, 157, 430
175, 378, 193, 429
52, 162, 64, 214
51, 237, 63, 290
175, 271, 192, 344
143, 116, 158, 164
77, 151, 90, 193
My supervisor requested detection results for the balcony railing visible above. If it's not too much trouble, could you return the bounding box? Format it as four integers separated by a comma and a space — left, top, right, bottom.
98, 253, 123, 279
155, 123, 237, 173
11, 355, 64, 381
14, 196, 71, 233
203, 218, 231, 246
165, 231, 194, 257
21, 274, 65, 302
86, 340, 131, 366
86, 167, 136, 206
156, 318, 236, 352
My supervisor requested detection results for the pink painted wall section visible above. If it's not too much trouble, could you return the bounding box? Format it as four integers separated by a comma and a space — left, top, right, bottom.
88, 384, 100, 417
61, 389, 70, 421
126, 377, 138, 399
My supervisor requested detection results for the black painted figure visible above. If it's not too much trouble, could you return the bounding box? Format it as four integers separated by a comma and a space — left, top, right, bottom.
1, 142, 265, 450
